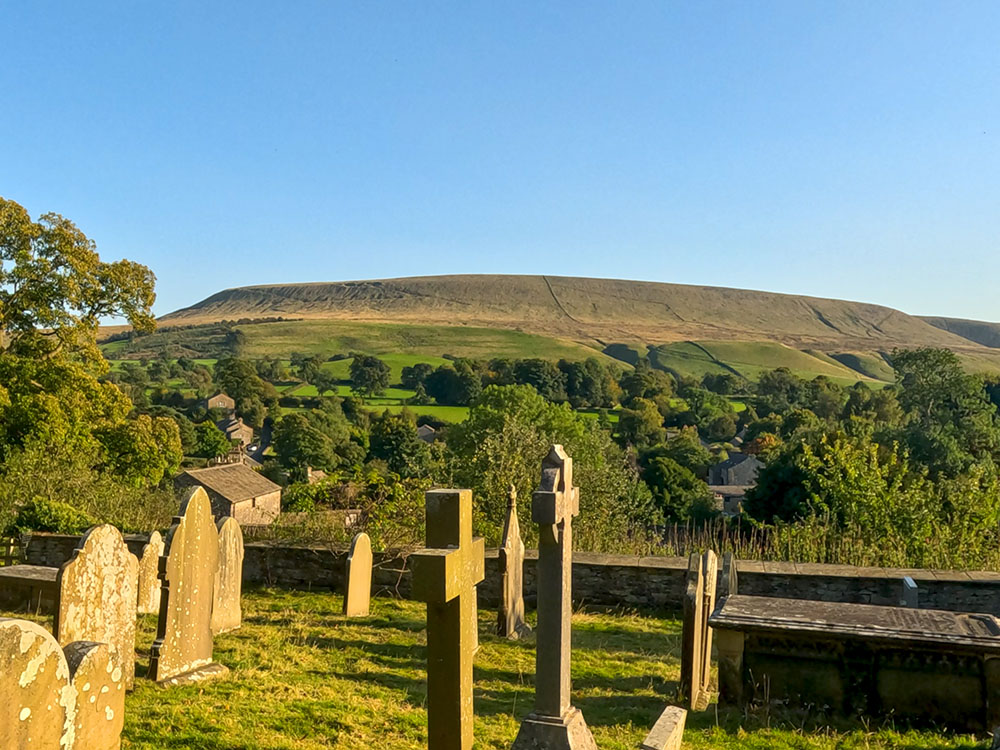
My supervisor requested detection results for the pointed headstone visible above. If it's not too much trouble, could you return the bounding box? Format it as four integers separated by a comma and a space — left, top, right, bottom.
137, 531, 164, 615
65, 640, 126, 750
497, 484, 531, 639
344, 532, 373, 617
55, 524, 139, 689
0, 618, 75, 750
150, 487, 228, 685
512, 446, 598, 750
212, 517, 245, 634
411, 489, 485, 750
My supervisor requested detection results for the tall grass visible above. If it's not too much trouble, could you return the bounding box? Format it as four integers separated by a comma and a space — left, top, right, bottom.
624, 515, 1000, 571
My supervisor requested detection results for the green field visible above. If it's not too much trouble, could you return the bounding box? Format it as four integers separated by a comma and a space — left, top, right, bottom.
648, 340, 888, 386
7, 589, 975, 750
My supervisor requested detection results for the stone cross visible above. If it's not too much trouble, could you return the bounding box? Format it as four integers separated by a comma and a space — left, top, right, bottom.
343, 531, 373, 617
497, 484, 531, 639
55, 524, 139, 689
212, 517, 245, 634
410, 489, 485, 750
512, 445, 597, 750
137, 530, 164, 615
150, 487, 228, 686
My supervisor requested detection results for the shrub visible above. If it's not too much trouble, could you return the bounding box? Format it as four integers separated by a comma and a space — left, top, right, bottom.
12, 497, 95, 534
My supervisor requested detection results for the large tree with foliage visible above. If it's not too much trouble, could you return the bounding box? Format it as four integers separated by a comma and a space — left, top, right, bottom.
0, 198, 179, 526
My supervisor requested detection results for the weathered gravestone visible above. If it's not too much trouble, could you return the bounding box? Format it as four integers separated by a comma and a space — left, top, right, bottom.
1, 618, 126, 750
901, 576, 918, 608
497, 484, 531, 639
511, 446, 598, 750
65, 640, 126, 750
679, 549, 717, 710
718, 551, 737, 600
638, 705, 687, 750
411, 489, 485, 750
150, 487, 228, 686
212, 517, 245, 634
0, 618, 75, 749
55, 524, 139, 689
343, 531, 373, 617
136, 531, 164, 615
710, 595, 1000, 731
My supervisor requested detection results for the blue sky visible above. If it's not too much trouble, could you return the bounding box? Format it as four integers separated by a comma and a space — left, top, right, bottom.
2, 2, 999, 319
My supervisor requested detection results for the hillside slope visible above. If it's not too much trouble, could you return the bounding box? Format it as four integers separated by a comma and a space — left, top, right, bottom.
164, 274, 972, 352
922, 316, 1000, 348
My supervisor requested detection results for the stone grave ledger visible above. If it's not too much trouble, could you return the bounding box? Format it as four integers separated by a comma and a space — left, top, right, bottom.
55, 524, 139, 690
710, 595, 1000, 731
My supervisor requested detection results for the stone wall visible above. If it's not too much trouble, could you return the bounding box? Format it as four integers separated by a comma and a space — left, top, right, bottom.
21, 533, 1000, 616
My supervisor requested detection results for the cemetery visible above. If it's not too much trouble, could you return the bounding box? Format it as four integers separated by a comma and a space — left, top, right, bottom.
1, 448, 999, 749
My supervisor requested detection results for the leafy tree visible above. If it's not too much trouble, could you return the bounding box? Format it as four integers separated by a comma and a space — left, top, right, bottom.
292, 353, 324, 384
617, 398, 666, 449
701, 373, 745, 395
642, 456, 716, 521
513, 359, 568, 402
559, 358, 618, 408
619, 361, 674, 404
446, 385, 656, 548
349, 354, 390, 399
401, 363, 434, 389
312, 370, 339, 397
0, 197, 155, 361
368, 410, 433, 477
425, 363, 482, 406
272, 413, 336, 477
641, 428, 714, 478
756, 367, 805, 415
194, 421, 231, 459
214, 357, 278, 426
705, 413, 738, 443
891, 348, 999, 477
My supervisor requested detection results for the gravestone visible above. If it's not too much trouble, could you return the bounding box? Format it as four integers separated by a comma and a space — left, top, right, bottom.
901, 576, 918, 608
639, 705, 687, 750
65, 640, 126, 750
411, 489, 485, 750
55, 524, 139, 689
150, 487, 228, 686
0, 618, 75, 749
343, 532, 373, 617
719, 551, 738, 600
679, 553, 704, 710
497, 484, 530, 639
680, 549, 717, 710
512, 446, 598, 750
136, 531, 164, 615
699, 549, 718, 705
212, 517, 245, 634
710, 595, 1000, 731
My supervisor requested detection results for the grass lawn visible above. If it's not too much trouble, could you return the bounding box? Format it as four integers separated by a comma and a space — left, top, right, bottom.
3, 589, 978, 749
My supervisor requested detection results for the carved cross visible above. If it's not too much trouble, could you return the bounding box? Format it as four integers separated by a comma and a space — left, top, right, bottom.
411, 489, 485, 750
532, 444, 579, 718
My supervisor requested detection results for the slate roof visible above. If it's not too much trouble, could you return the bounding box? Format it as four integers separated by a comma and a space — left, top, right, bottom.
179, 464, 280, 504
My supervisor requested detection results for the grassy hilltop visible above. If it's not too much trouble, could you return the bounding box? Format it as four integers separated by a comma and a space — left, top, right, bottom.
104, 274, 1000, 385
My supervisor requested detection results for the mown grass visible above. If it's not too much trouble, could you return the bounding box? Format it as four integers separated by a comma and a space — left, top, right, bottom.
6, 589, 972, 749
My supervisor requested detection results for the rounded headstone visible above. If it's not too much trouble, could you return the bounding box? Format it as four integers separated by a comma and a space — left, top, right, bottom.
0, 618, 76, 750
65, 640, 125, 750
212, 517, 245, 635
137, 531, 165, 615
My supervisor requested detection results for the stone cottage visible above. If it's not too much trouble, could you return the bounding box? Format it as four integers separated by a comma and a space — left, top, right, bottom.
175, 464, 281, 525
216, 415, 255, 448
205, 391, 236, 412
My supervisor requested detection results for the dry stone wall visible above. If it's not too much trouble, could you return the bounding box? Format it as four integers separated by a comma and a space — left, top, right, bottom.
23, 533, 1000, 616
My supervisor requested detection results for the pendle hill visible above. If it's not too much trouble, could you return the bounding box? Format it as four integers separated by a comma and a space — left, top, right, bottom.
106, 274, 1000, 384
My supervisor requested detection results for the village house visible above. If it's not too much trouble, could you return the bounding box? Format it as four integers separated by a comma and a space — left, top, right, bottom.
205, 391, 236, 412
416, 424, 438, 443
216, 415, 255, 448
175, 464, 281, 525
708, 453, 764, 515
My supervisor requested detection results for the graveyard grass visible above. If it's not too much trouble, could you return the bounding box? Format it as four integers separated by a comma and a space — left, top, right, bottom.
97, 589, 984, 750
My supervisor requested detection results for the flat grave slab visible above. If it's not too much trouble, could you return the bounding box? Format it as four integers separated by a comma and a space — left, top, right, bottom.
0, 564, 58, 612
710, 595, 1000, 731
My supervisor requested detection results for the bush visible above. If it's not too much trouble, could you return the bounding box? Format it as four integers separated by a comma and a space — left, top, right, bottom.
12, 497, 95, 534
